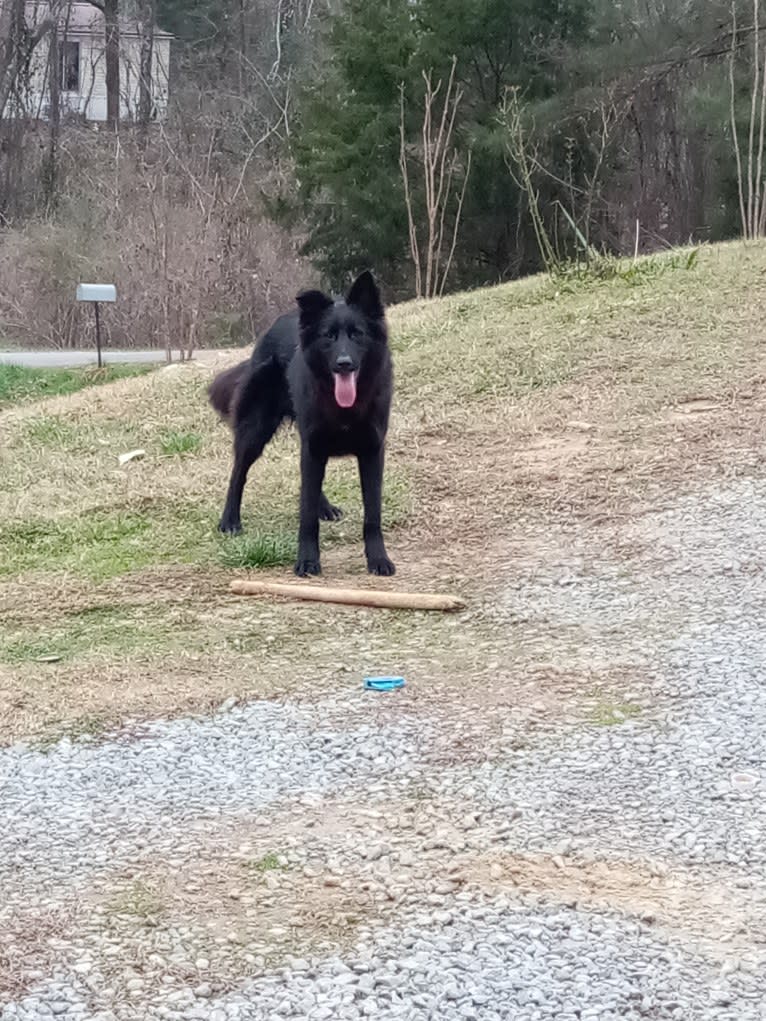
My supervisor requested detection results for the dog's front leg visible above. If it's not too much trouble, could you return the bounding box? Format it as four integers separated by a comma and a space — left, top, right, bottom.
295, 444, 327, 576
358, 447, 396, 576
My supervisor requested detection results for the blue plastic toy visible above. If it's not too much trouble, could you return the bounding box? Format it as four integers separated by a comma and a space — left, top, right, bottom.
364, 676, 406, 691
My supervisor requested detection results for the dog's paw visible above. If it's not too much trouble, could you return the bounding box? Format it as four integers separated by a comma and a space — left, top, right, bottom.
368, 556, 396, 577
295, 558, 322, 577
319, 502, 344, 522
219, 518, 242, 535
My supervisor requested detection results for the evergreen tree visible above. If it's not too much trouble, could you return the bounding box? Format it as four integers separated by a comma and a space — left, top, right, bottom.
289, 0, 593, 291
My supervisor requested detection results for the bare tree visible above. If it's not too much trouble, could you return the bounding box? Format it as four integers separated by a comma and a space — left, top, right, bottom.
0, 0, 58, 117
136, 0, 154, 147
399, 57, 472, 299
501, 87, 558, 272
729, 0, 766, 238
42, 14, 60, 207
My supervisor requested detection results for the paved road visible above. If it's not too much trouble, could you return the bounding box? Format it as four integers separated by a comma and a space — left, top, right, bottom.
0, 350, 228, 369
0, 350, 170, 368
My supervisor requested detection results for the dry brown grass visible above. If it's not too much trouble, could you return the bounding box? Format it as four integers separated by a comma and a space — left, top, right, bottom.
3, 241, 766, 742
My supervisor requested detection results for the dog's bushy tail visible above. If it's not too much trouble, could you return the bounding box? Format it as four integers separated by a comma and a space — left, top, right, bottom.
208, 361, 250, 423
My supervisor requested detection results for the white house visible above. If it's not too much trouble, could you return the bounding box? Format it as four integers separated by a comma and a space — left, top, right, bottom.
23, 2, 171, 123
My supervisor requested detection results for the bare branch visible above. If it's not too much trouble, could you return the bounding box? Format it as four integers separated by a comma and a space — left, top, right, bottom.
400, 59, 470, 298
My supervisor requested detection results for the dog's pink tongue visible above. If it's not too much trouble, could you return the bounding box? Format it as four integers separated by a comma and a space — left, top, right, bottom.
334, 371, 357, 408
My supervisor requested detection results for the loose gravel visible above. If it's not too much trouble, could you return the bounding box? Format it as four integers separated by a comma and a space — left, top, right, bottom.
2, 477, 766, 1019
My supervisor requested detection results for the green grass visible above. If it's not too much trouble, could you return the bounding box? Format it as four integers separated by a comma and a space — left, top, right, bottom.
248, 852, 288, 873
0, 504, 224, 581
158, 429, 203, 456
0, 455, 413, 581
22, 414, 85, 449
0, 362, 154, 409
0, 510, 155, 580
0, 602, 188, 665
217, 530, 297, 569
588, 700, 643, 727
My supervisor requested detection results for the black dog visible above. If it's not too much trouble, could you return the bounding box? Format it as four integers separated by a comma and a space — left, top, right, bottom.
208, 271, 395, 577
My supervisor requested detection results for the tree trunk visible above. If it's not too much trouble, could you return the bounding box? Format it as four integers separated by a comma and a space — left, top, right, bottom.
104, 0, 119, 130
43, 23, 61, 210
1, 1, 60, 117
137, 0, 154, 147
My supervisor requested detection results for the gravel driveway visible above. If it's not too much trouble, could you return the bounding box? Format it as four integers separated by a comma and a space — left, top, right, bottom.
2, 477, 765, 1020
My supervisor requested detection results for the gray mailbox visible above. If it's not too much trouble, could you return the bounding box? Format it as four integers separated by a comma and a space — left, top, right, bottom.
76, 283, 117, 367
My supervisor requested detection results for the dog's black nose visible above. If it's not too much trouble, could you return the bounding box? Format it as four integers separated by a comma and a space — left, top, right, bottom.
335, 354, 354, 373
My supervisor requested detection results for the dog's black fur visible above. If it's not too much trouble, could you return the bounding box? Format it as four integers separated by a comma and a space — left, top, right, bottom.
208, 271, 395, 577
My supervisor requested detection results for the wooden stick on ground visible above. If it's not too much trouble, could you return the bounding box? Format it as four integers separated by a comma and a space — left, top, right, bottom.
229, 579, 465, 612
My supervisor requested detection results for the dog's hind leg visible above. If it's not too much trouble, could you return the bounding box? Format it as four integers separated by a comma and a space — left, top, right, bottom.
218, 361, 283, 535
219, 411, 281, 534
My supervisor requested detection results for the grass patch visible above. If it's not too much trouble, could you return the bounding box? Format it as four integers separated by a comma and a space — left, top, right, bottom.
553, 245, 700, 290
22, 414, 85, 449
159, 429, 203, 456
589, 700, 642, 727
0, 505, 223, 581
0, 602, 183, 665
248, 852, 288, 874
0, 470, 411, 582
0, 362, 154, 409
217, 530, 297, 569
0, 511, 154, 580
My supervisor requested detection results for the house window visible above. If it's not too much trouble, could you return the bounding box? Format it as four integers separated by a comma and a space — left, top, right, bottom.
60, 40, 80, 93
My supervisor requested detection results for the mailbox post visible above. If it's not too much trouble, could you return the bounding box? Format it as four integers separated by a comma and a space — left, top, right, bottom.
76, 284, 117, 368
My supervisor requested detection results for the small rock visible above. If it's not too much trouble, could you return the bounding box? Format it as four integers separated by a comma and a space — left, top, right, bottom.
710, 988, 733, 1007
365, 844, 391, 862
118, 448, 146, 466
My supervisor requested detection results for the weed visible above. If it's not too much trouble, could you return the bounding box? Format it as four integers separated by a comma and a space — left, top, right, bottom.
553, 247, 700, 290
589, 701, 642, 727
21, 415, 84, 450
217, 531, 297, 569
159, 429, 203, 456
248, 852, 287, 873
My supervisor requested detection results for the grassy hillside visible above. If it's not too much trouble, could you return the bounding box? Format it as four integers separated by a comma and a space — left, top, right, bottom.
2, 241, 766, 743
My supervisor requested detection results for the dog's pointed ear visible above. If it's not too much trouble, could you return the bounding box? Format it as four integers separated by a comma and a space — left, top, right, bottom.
296, 289, 333, 337
346, 271, 384, 320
